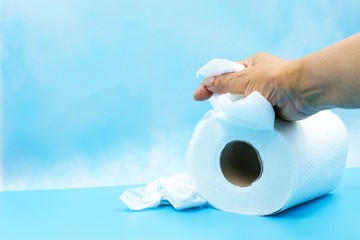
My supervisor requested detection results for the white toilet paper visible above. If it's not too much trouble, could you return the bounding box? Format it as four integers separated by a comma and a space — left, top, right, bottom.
186, 59, 348, 215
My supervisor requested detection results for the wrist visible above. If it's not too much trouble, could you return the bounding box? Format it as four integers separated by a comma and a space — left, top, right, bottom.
286, 58, 322, 114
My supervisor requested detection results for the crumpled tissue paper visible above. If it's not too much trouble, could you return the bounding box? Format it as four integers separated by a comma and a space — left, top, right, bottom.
120, 173, 207, 210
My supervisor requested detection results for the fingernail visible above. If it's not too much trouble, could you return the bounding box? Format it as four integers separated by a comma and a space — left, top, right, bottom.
203, 77, 214, 87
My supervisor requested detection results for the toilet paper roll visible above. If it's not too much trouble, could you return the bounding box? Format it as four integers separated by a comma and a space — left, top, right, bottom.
187, 60, 348, 215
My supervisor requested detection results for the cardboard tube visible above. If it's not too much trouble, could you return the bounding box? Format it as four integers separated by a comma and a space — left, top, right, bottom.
220, 141, 262, 187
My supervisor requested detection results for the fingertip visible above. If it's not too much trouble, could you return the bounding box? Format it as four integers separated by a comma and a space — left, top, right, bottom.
193, 91, 201, 101
193, 85, 213, 101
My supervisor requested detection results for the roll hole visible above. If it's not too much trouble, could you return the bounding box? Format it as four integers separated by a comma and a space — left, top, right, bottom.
220, 141, 262, 187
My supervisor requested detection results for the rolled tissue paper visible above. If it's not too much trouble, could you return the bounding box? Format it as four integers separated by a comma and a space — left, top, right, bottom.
187, 59, 348, 215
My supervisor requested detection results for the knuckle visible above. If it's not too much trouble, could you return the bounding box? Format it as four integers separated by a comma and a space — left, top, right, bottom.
213, 75, 226, 92
253, 52, 267, 59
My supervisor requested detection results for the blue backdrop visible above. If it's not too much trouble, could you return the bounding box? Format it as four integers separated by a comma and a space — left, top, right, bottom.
1, 0, 359, 190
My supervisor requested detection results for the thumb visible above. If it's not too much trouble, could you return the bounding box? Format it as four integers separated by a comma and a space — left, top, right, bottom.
204, 71, 247, 95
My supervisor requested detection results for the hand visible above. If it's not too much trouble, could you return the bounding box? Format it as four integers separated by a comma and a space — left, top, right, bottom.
193, 53, 317, 121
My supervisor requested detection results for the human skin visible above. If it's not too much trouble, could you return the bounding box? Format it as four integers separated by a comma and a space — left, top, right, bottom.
193, 33, 360, 121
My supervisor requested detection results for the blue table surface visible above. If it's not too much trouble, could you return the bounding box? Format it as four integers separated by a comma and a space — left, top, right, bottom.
0, 169, 359, 240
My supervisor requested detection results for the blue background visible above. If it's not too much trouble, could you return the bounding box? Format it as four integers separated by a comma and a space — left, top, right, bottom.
1, 0, 360, 190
